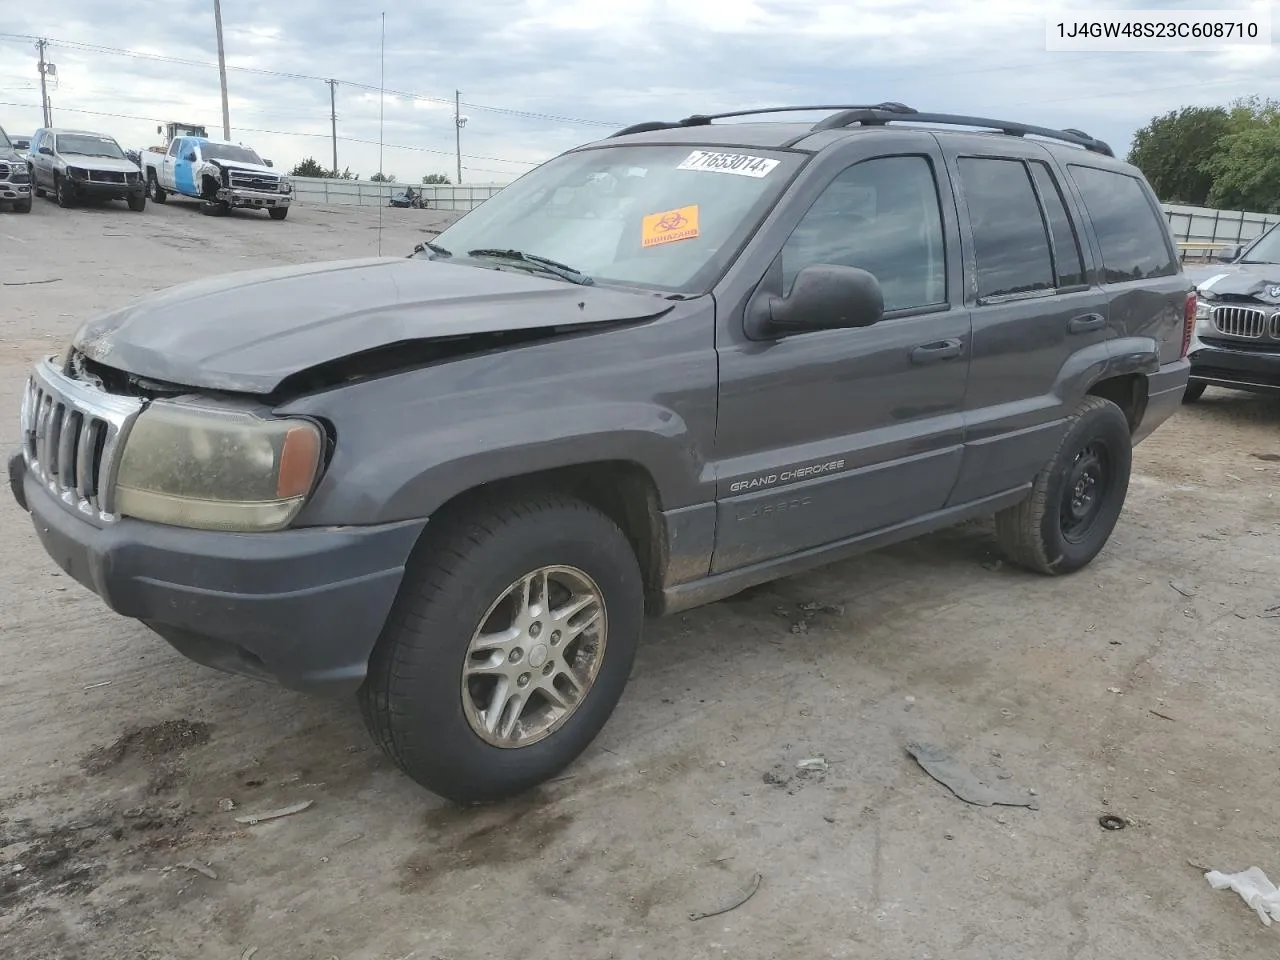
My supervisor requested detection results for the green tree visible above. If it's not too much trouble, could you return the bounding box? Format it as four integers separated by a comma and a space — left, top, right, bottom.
421, 172, 451, 184
290, 157, 329, 178
1126, 106, 1231, 205
369, 171, 396, 183
1200, 96, 1280, 212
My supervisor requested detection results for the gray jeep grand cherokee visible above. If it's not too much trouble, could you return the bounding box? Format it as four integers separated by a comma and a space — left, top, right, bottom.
9, 104, 1192, 802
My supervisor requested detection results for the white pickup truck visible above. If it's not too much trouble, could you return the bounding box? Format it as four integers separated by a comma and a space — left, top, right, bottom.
143, 133, 292, 219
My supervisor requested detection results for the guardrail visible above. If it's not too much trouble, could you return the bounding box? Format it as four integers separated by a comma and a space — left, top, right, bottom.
289, 178, 504, 210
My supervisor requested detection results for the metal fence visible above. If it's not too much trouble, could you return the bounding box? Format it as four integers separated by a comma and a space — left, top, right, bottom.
289, 177, 505, 211
1162, 203, 1280, 262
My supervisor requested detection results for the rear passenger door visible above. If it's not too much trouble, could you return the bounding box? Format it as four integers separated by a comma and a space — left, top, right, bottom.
940, 142, 1112, 505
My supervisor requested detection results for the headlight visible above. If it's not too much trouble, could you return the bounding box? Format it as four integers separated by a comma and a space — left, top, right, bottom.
66, 166, 86, 179
279, 177, 292, 194
1195, 297, 1215, 330
115, 403, 323, 532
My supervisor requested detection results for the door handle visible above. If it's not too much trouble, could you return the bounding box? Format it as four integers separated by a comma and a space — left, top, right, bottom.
910, 339, 963, 364
1067, 313, 1106, 334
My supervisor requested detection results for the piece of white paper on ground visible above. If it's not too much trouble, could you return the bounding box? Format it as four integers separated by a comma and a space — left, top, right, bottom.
1205, 866, 1280, 927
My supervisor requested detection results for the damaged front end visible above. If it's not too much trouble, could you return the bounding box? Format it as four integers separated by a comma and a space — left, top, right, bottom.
204, 159, 292, 211
1188, 268, 1280, 396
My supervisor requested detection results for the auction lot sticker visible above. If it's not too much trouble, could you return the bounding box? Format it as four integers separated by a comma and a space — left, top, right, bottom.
677, 150, 779, 178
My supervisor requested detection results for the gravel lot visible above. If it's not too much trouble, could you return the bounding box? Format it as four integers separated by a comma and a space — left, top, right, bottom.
2, 195, 1278, 960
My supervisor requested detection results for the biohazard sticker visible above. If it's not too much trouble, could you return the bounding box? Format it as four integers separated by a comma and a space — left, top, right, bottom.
641, 205, 700, 247
677, 150, 779, 178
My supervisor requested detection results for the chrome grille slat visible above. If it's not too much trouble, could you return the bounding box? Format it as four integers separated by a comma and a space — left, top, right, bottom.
18, 356, 144, 523
1271, 312, 1280, 340
227, 169, 280, 192
1211, 305, 1266, 339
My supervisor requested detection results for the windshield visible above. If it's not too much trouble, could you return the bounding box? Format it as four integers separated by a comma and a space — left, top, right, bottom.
200, 143, 265, 165
432, 144, 802, 293
0, 126, 10, 150
56, 133, 125, 158
1241, 223, 1280, 264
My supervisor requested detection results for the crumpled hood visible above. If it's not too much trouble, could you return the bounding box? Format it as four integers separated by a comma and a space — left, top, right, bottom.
207, 158, 277, 176
1184, 262, 1280, 302
72, 257, 672, 394
63, 155, 140, 174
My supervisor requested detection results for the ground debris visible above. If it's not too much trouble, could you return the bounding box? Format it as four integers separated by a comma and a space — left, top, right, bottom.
171, 860, 217, 880
688, 872, 763, 921
234, 800, 314, 825
81, 720, 212, 774
906, 742, 1039, 809
1169, 581, 1196, 598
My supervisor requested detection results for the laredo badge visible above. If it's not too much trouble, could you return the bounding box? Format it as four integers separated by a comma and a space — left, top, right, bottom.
641, 204, 700, 247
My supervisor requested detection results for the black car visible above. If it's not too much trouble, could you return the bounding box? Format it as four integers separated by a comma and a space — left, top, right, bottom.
1183, 222, 1280, 401
10, 103, 1193, 802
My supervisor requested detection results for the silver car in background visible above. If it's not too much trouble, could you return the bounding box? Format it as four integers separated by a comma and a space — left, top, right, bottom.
28, 127, 146, 211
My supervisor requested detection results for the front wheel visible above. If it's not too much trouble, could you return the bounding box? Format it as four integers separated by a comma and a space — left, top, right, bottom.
1182, 381, 1206, 404
127, 192, 146, 212
359, 494, 644, 804
995, 395, 1132, 575
55, 175, 75, 208
268, 206, 288, 220
12, 197, 31, 213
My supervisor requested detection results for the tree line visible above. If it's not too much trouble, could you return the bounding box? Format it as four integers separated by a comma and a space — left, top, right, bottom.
1127, 96, 1280, 212
288, 156, 452, 184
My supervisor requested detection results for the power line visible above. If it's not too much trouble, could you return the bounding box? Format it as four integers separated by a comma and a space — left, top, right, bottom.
0, 32, 623, 127
0, 100, 536, 174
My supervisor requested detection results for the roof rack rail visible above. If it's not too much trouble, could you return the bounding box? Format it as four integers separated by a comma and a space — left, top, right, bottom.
809, 109, 1114, 156
607, 102, 917, 139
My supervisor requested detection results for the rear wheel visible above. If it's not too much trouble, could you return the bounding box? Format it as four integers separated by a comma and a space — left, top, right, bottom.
996, 396, 1132, 575
148, 171, 166, 203
268, 206, 288, 220
359, 494, 644, 804
1182, 381, 1206, 404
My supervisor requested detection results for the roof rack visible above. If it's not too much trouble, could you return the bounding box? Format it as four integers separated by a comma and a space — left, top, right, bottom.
607, 102, 917, 138
607, 103, 1114, 157
806, 108, 1114, 156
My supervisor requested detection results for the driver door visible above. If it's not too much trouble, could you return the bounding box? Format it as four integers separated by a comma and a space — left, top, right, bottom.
711, 141, 972, 573
171, 139, 196, 194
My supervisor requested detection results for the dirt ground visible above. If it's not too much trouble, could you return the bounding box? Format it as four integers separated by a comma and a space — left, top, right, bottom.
2, 196, 1278, 960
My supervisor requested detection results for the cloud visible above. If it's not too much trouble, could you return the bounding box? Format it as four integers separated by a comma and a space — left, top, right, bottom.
0, 0, 1277, 185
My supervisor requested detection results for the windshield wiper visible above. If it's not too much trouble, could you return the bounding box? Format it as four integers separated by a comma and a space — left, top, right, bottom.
466, 248, 594, 285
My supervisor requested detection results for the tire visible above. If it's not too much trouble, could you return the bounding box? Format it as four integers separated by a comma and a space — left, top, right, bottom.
1182, 381, 1206, 404
148, 171, 166, 203
995, 395, 1132, 576
12, 197, 31, 213
55, 175, 75, 208
268, 206, 288, 220
359, 494, 644, 804
127, 192, 146, 212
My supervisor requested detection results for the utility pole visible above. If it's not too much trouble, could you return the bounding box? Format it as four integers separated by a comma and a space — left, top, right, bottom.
35, 39, 51, 127
327, 79, 339, 175
454, 90, 465, 184
212, 0, 231, 139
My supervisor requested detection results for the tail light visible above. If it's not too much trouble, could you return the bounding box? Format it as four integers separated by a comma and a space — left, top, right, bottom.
1181, 291, 1197, 358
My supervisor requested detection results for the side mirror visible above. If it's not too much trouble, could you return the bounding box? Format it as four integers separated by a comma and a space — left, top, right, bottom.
38, 146, 52, 156
1230, 244, 1245, 261
185, 152, 197, 162
746, 264, 885, 339
157, 125, 163, 134
263, 159, 273, 168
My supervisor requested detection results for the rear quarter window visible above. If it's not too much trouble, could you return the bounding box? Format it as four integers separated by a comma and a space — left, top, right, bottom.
1067, 164, 1177, 283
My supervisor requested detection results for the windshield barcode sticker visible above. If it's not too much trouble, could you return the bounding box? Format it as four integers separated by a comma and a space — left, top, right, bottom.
677, 150, 779, 178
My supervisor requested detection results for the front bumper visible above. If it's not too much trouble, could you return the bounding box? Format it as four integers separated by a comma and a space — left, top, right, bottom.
1132, 357, 1191, 445
217, 187, 291, 209
0, 179, 30, 202
67, 177, 145, 201
1188, 340, 1280, 396
10, 449, 425, 695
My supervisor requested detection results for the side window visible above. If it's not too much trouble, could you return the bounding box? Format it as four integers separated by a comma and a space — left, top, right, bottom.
1028, 161, 1085, 287
957, 157, 1053, 300
169, 139, 183, 157
780, 155, 946, 313
1067, 165, 1177, 282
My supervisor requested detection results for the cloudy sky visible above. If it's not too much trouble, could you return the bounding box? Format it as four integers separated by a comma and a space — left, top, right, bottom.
0, 0, 1276, 184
